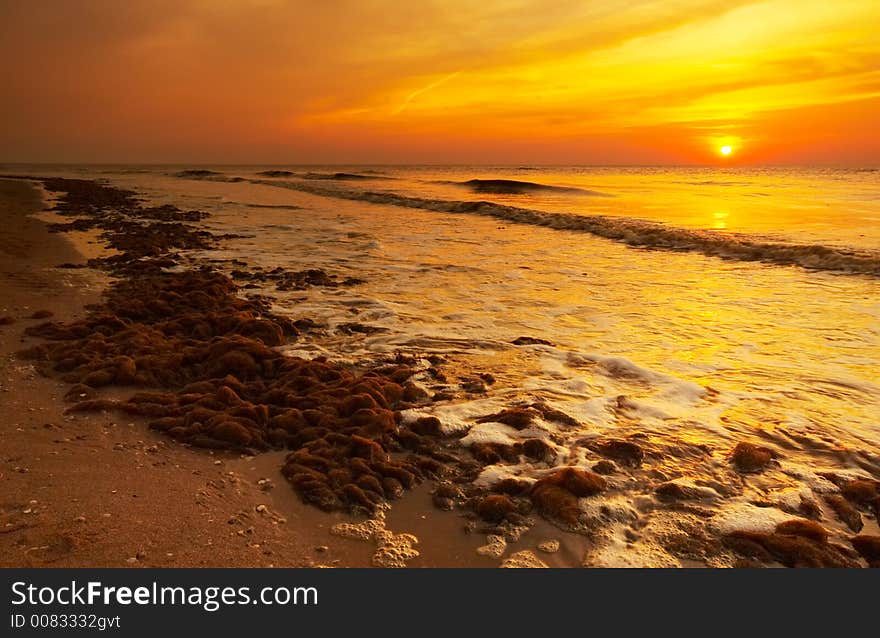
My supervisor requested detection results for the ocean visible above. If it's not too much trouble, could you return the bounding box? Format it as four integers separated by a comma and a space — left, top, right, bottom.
10, 164, 880, 566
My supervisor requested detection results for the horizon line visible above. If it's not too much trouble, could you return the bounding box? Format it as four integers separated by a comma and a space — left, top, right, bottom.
1, 161, 878, 169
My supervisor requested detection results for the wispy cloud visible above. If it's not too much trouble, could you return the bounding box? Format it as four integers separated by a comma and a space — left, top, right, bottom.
1, 0, 877, 163
393, 72, 461, 115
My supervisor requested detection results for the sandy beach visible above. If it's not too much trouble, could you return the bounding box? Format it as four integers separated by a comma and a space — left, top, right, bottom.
0, 177, 525, 568
0, 178, 347, 568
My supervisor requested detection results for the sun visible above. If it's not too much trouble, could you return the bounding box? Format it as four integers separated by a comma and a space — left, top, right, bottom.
719, 145, 733, 156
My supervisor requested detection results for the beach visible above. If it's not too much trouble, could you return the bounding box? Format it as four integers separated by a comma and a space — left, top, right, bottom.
0, 176, 537, 568
0, 169, 878, 569
0, 178, 348, 568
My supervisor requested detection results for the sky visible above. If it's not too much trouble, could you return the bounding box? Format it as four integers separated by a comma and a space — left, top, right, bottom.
1, 0, 878, 165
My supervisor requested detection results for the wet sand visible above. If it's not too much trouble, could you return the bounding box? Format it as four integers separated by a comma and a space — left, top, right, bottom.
0, 177, 602, 569
0, 177, 525, 568
2, 175, 877, 569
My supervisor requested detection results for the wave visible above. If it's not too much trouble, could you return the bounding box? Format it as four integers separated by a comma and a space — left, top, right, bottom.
174, 169, 224, 178
252, 178, 880, 277
256, 170, 295, 177
302, 172, 393, 181
447, 178, 611, 196
225, 201, 303, 210
175, 171, 246, 183
255, 170, 394, 180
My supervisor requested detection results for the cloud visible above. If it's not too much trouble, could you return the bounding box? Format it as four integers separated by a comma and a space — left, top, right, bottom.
1, 0, 877, 163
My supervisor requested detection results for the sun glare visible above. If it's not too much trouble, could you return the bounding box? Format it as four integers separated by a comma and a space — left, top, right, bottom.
719, 145, 733, 156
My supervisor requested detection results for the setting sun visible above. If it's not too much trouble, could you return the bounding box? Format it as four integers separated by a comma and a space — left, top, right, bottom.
720, 145, 733, 156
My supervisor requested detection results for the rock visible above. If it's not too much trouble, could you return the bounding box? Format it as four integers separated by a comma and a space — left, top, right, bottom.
654, 481, 706, 502
336, 322, 386, 336
724, 530, 859, 568
476, 407, 541, 430
492, 478, 532, 496
591, 460, 617, 475
501, 550, 549, 568
590, 439, 644, 467
825, 494, 863, 533
476, 535, 507, 558
530, 402, 580, 427
730, 442, 775, 473
470, 442, 518, 465
460, 377, 487, 394
850, 535, 880, 567
539, 467, 606, 497
537, 540, 560, 553
401, 382, 429, 403
475, 495, 518, 523
510, 336, 554, 346
775, 519, 829, 543
410, 416, 442, 436
841, 479, 879, 504
530, 467, 606, 525
522, 438, 555, 462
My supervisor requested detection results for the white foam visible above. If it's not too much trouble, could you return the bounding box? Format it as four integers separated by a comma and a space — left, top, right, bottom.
711, 502, 793, 535
473, 463, 537, 489
460, 422, 520, 447
777, 464, 845, 493
399, 398, 503, 435
249, 177, 880, 277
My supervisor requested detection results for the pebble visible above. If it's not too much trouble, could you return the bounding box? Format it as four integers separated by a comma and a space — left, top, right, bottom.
476, 535, 507, 558
501, 550, 549, 569
538, 540, 560, 553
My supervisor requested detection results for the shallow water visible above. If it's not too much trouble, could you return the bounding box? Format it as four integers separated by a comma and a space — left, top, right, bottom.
10, 164, 880, 566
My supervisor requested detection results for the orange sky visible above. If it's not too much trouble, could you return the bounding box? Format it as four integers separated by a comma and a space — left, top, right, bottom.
1, 0, 878, 165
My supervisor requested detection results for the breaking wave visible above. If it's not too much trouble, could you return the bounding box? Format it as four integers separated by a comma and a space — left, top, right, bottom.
301, 172, 394, 181
256, 170, 296, 177
251, 171, 395, 181
253, 178, 880, 277
447, 178, 612, 196
174, 169, 225, 178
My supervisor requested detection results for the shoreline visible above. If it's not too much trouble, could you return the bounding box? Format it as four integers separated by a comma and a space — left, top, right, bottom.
0, 178, 342, 567
1, 175, 877, 569
0, 176, 505, 568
